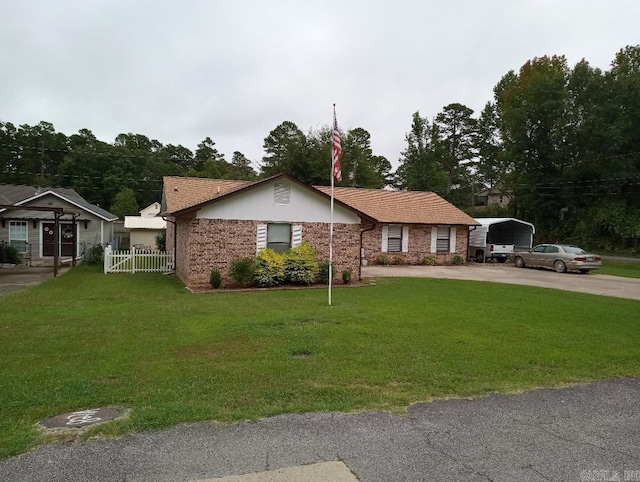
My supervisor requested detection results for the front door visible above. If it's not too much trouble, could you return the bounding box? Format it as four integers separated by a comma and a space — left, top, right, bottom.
42, 223, 77, 257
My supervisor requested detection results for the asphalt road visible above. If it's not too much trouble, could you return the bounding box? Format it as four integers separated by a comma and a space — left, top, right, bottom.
2, 378, 639, 481
362, 263, 640, 301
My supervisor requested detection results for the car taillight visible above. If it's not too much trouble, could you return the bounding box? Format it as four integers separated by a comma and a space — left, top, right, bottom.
595, 256, 601, 261
574, 256, 586, 261
490, 244, 494, 251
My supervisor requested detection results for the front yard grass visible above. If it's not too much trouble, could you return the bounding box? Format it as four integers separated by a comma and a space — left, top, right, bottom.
1, 266, 639, 459
598, 260, 640, 278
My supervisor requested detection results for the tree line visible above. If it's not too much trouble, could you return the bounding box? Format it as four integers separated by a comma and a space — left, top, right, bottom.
1, 45, 639, 253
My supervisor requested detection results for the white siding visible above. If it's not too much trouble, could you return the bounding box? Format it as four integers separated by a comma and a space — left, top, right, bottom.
196, 181, 361, 224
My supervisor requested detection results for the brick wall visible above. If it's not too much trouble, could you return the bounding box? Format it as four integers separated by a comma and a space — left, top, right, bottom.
178, 219, 362, 289
362, 224, 469, 265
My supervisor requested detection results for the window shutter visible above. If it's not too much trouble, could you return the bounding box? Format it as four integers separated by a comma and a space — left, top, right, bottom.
291, 225, 303, 247
256, 224, 267, 253
381, 225, 389, 252
402, 226, 409, 252
430, 227, 437, 253
449, 226, 457, 253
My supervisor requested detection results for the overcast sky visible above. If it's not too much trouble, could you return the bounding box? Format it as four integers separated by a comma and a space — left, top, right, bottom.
2, 1, 639, 172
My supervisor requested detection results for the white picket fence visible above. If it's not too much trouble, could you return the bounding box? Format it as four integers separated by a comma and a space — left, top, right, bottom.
104, 246, 175, 274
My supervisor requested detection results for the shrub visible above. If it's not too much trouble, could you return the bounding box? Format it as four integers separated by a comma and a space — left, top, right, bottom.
229, 257, 256, 287
391, 255, 406, 265
318, 261, 336, 284
155, 231, 166, 251
284, 242, 319, 285
342, 270, 351, 284
375, 254, 389, 265
420, 256, 436, 266
0, 244, 21, 264
209, 269, 222, 288
453, 254, 465, 265
83, 244, 104, 265
254, 248, 285, 287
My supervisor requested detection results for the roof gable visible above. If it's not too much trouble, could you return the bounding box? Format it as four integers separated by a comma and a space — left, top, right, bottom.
163, 174, 374, 222
0, 183, 118, 221
162, 176, 252, 214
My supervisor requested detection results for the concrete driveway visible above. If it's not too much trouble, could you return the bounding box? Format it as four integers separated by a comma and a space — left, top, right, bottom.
0, 265, 69, 296
362, 264, 640, 301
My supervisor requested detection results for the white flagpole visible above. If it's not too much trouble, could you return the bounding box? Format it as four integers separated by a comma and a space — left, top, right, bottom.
329, 105, 335, 307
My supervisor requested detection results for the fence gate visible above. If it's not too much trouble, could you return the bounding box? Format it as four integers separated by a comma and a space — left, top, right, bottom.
104, 246, 175, 274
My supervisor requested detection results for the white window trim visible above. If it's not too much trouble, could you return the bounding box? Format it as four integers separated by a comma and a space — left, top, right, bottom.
9, 221, 28, 253
382, 224, 409, 253
431, 225, 456, 254
257, 223, 302, 253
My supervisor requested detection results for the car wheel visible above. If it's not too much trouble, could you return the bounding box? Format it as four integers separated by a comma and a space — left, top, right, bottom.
514, 256, 525, 268
554, 260, 567, 273
579, 269, 590, 274
497, 258, 507, 264
476, 250, 484, 263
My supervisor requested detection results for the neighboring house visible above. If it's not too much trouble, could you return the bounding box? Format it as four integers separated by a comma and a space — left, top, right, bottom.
124, 202, 166, 249
161, 174, 479, 290
0, 184, 118, 265
476, 182, 513, 208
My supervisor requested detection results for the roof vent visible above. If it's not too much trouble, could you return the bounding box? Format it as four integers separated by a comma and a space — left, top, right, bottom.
274, 184, 290, 205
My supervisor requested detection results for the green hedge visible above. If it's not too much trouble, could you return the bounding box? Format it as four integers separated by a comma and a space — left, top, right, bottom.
254, 249, 285, 287
284, 242, 319, 285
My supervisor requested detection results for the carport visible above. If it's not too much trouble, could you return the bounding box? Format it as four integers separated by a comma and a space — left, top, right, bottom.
468, 218, 536, 262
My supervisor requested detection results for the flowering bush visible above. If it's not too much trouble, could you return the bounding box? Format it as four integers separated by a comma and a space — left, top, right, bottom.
254, 248, 285, 287
284, 242, 319, 285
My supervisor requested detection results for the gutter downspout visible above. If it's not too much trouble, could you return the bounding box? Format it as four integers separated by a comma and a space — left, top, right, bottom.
359, 221, 376, 281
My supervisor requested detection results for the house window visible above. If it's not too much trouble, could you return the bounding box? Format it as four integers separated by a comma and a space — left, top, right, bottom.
381, 225, 408, 253
257, 223, 302, 253
387, 225, 403, 252
267, 223, 291, 253
9, 221, 28, 253
436, 227, 450, 253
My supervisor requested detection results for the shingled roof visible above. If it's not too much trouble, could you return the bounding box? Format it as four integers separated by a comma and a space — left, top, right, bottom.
314, 186, 479, 225
161, 175, 478, 226
161, 176, 252, 214
0, 183, 117, 221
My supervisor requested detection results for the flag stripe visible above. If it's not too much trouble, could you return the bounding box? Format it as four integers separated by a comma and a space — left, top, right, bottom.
332, 109, 342, 182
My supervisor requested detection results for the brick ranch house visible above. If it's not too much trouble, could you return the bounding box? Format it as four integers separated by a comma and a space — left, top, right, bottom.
161, 174, 479, 290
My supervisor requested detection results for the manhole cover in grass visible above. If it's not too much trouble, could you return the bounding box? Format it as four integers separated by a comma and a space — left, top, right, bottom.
40, 406, 125, 431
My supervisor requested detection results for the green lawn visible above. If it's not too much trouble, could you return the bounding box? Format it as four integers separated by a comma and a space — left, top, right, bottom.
1, 266, 639, 459
598, 260, 640, 278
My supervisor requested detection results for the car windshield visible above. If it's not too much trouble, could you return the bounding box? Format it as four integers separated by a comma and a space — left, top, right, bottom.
562, 246, 586, 254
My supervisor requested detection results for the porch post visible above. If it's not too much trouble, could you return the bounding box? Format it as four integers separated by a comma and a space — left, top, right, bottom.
53, 212, 60, 277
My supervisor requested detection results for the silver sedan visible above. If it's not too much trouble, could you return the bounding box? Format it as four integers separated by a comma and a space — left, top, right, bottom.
513, 244, 602, 273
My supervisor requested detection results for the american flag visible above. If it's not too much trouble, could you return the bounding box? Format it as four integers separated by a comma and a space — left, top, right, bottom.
332, 107, 342, 182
